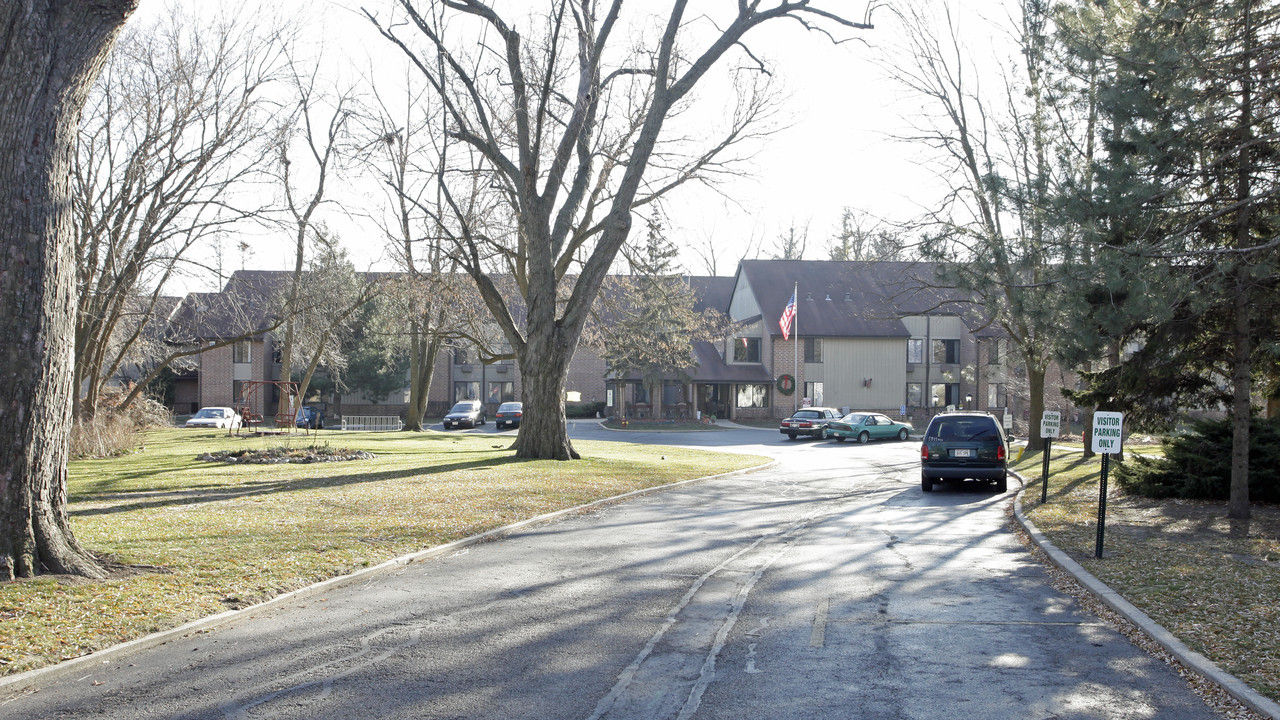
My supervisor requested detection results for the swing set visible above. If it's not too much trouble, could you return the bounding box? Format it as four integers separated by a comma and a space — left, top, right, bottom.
234, 380, 305, 435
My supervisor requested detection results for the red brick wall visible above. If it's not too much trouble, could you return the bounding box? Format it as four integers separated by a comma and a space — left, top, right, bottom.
565, 346, 607, 403
199, 345, 232, 409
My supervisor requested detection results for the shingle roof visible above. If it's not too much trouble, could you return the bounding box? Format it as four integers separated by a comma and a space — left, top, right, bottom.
736, 260, 996, 338
688, 341, 773, 383
686, 276, 735, 314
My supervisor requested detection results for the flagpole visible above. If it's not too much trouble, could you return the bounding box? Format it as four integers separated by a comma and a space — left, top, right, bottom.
793, 281, 798, 415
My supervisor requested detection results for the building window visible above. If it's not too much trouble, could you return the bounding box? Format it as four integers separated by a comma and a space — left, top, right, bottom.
271, 341, 283, 364
988, 383, 1007, 408
803, 338, 823, 363
232, 380, 248, 405
805, 381, 824, 406
733, 336, 761, 363
931, 382, 959, 408
233, 340, 251, 364
906, 382, 923, 407
987, 338, 1001, 365
488, 381, 514, 404
932, 339, 959, 365
662, 381, 683, 408
736, 383, 769, 408
453, 346, 470, 365
907, 338, 924, 364
454, 381, 479, 401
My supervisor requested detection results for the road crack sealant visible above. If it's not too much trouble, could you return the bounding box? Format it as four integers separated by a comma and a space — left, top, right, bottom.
585, 515, 813, 720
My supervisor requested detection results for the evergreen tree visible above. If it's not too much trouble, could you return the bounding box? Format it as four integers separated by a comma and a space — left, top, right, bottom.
1055, 0, 1280, 518
603, 214, 722, 415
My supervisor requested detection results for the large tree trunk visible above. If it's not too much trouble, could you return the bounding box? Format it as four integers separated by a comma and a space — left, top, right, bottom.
403, 319, 443, 432
513, 329, 577, 461
1025, 362, 1047, 453
1228, 276, 1252, 520
0, 0, 137, 581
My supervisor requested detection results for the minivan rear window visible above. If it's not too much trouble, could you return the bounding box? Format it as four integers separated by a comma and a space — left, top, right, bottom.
928, 418, 1000, 441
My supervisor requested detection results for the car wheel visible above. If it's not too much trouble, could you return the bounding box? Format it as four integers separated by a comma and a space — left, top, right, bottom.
995, 475, 1008, 493
858, 431, 870, 444
835, 436, 846, 443
898, 428, 909, 441
818, 427, 828, 440
787, 433, 797, 441
921, 475, 933, 492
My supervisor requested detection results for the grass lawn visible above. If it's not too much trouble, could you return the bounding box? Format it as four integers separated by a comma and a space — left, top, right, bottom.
1015, 450, 1280, 703
0, 428, 767, 676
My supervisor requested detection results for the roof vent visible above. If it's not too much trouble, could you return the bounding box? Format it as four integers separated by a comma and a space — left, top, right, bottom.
844, 292, 852, 302
805, 292, 813, 301
825, 294, 832, 301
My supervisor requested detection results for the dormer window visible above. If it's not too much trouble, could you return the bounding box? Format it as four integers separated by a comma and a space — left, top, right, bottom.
733, 336, 761, 363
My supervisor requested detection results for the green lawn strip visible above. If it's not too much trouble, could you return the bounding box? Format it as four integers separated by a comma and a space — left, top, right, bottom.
1015, 453, 1280, 701
0, 429, 767, 676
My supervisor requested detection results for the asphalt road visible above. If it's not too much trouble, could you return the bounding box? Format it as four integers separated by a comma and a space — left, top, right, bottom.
1, 423, 1223, 719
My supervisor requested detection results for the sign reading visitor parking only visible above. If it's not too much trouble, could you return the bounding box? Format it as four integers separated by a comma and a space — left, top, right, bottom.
1040, 411, 1061, 439
1091, 411, 1124, 454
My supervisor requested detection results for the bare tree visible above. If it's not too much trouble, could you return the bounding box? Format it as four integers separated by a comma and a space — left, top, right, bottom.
271, 63, 358, 420
772, 220, 810, 259
367, 1, 876, 459
355, 68, 473, 431
885, 0, 1061, 450
828, 207, 907, 261
71, 5, 288, 418
0, 0, 138, 580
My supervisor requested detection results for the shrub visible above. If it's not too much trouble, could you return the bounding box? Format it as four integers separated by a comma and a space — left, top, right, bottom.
565, 401, 606, 418
1114, 416, 1280, 503
69, 391, 173, 459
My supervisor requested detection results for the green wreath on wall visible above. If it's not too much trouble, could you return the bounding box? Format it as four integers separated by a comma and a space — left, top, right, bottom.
776, 374, 796, 395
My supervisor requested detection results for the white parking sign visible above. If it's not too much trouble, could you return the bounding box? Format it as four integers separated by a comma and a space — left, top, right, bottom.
1040, 411, 1061, 439
1091, 412, 1124, 454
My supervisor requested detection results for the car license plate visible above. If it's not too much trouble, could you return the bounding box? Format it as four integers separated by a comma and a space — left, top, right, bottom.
953, 448, 972, 458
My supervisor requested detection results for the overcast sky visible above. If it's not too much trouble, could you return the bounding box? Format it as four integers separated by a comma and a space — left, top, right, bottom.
131, 0, 1017, 290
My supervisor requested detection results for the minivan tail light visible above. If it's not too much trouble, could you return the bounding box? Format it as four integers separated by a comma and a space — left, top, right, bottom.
997, 443, 1006, 461
921, 443, 929, 460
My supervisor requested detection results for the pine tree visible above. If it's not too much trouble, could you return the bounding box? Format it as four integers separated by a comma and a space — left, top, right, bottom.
603, 214, 721, 416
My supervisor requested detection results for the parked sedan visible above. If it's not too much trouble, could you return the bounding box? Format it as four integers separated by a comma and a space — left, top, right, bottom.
494, 401, 523, 430
829, 412, 914, 444
442, 400, 486, 429
185, 406, 242, 429
778, 407, 842, 440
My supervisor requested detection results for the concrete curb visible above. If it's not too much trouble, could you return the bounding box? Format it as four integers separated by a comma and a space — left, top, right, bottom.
1011, 473, 1280, 720
0, 457, 778, 696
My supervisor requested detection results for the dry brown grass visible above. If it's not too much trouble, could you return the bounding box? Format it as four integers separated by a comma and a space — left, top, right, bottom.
1016, 451, 1280, 704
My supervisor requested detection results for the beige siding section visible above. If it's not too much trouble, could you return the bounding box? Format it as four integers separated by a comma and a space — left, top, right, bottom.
821, 338, 908, 410
728, 275, 761, 322
902, 315, 967, 339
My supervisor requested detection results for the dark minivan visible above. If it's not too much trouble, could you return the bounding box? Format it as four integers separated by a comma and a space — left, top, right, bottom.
920, 412, 1008, 493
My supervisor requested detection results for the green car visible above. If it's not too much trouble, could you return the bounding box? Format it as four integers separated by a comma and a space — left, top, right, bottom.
828, 412, 914, 444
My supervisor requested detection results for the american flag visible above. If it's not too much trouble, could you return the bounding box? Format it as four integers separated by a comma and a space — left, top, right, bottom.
779, 289, 797, 340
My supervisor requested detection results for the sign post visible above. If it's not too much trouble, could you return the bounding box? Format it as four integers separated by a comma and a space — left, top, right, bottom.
1091, 411, 1124, 559
1039, 411, 1061, 504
